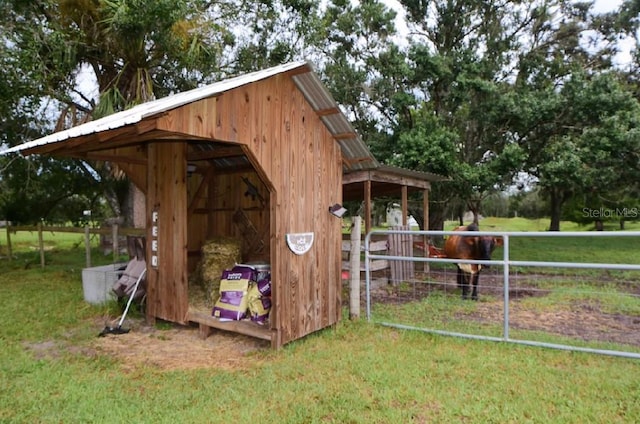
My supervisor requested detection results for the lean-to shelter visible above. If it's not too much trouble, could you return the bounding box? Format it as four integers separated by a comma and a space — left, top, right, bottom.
1, 61, 440, 348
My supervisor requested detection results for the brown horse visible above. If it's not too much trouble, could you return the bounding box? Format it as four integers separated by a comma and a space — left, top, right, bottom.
443, 224, 503, 300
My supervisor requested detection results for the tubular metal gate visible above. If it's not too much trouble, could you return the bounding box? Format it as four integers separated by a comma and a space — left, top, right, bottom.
364, 229, 640, 359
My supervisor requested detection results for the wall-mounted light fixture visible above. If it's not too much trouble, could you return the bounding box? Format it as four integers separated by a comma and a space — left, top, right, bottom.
328, 203, 347, 218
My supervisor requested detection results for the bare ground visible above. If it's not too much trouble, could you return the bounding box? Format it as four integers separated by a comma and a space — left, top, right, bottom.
92, 321, 271, 371
365, 269, 640, 348
25, 319, 271, 372
458, 301, 640, 347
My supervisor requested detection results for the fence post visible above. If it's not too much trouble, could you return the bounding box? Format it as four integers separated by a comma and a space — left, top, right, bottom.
38, 221, 45, 269
349, 216, 362, 320
112, 223, 119, 264
84, 225, 91, 268
5, 222, 12, 261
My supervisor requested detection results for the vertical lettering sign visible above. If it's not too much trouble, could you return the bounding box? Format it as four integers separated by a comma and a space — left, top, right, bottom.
151, 210, 159, 268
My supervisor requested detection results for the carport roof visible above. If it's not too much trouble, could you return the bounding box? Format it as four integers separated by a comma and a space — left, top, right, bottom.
1, 61, 380, 172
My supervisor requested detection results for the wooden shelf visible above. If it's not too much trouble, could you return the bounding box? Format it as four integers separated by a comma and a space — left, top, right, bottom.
187, 309, 272, 342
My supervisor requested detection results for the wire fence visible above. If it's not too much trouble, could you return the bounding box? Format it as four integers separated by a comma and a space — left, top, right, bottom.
1, 223, 144, 268
364, 229, 640, 360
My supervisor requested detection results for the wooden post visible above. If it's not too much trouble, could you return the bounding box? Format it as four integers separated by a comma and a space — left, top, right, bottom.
423, 189, 429, 272
6, 222, 12, 261
112, 223, 119, 264
364, 180, 372, 235
38, 221, 45, 269
84, 225, 91, 268
401, 185, 408, 226
349, 216, 361, 320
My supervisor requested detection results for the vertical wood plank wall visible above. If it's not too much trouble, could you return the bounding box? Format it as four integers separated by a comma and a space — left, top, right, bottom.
157, 74, 343, 346
146, 142, 189, 324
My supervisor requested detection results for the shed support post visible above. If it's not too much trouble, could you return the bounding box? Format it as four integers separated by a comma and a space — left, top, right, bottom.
85, 225, 91, 268
5, 222, 11, 261
38, 221, 45, 269
112, 223, 119, 264
401, 185, 408, 226
364, 180, 372, 235
423, 189, 429, 272
349, 216, 362, 320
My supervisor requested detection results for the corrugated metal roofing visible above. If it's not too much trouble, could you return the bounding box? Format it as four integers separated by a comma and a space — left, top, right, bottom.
1, 60, 379, 171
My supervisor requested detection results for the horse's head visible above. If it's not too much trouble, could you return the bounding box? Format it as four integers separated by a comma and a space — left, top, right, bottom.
476, 235, 503, 265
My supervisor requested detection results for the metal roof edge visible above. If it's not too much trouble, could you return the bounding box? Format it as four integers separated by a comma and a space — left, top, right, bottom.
0, 61, 310, 156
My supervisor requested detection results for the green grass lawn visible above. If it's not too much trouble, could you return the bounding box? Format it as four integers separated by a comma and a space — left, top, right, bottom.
1, 223, 640, 423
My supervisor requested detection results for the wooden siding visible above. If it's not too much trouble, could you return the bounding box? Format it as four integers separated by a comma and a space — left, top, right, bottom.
146, 142, 189, 324
165, 75, 343, 346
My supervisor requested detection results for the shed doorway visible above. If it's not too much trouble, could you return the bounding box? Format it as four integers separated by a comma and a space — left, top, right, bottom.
182, 141, 275, 342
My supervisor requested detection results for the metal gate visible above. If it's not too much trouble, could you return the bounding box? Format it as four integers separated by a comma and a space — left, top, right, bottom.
364, 229, 640, 359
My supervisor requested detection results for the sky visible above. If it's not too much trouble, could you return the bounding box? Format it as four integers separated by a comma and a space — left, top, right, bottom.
381, 0, 633, 67
593, 0, 622, 13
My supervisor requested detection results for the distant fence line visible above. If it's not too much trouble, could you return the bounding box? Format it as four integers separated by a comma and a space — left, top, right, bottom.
1, 223, 145, 269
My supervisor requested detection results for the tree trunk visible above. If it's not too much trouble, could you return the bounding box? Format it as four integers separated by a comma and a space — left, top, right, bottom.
595, 220, 604, 231
548, 191, 563, 231
409, 203, 447, 245
467, 200, 480, 225
103, 186, 122, 220
120, 182, 137, 227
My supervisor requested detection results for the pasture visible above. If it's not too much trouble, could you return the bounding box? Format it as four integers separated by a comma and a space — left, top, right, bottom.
369, 217, 640, 356
1, 222, 639, 423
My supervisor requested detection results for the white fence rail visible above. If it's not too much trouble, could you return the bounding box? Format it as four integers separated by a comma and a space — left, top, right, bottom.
365, 229, 640, 360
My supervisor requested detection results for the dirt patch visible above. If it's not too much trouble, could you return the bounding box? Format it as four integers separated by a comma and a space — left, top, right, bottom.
24, 340, 62, 360
24, 320, 271, 372
458, 301, 640, 347
92, 320, 271, 371
360, 270, 640, 348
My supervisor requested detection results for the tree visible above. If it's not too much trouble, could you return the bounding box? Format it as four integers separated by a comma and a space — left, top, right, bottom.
373, 0, 541, 226
1, 0, 319, 224
506, 70, 640, 230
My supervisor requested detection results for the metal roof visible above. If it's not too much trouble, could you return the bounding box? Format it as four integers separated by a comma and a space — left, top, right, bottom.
1, 60, 379, 172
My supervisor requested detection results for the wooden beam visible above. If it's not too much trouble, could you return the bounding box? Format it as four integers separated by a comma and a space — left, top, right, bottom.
284, 63, 313, 78
63, 133, 206, 155
82, 152, 147, 166
187, 146, 245, 161
401, 185, 408, 226
364, 180, 372, 235
333, 132, 358, 140
367, 169, 431, 189
187, 166, 215, 218
187, 310, 272, 341
423, 189, 429, 231
315, 107, 341, 116
342, 170, 372, 185
95, 127, 135, 143
118, 162, 147, 194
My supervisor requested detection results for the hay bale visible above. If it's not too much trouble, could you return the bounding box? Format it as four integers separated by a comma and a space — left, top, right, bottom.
191, 237, 242, 308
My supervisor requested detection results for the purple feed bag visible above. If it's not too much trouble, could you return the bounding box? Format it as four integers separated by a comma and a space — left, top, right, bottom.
212, 267, 253, 321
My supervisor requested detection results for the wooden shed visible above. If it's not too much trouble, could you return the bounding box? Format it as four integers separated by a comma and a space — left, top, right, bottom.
3, 61, 394, 348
